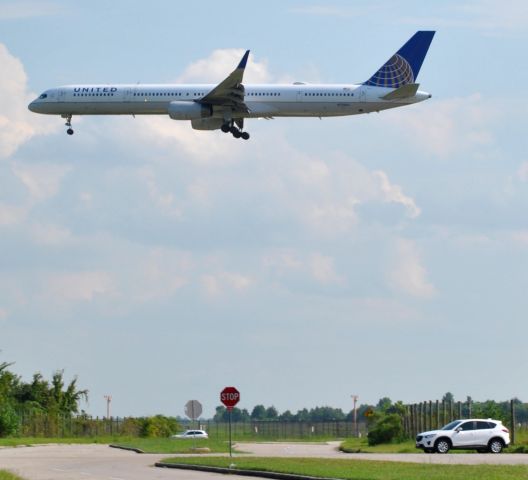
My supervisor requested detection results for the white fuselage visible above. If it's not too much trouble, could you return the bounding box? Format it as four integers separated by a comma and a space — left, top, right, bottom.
28, 83, 431, 118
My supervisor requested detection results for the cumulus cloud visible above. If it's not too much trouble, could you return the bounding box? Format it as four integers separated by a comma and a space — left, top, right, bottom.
517, 162, 528, 182
0, 1, 63, 19
309, 253, 343, 285
0, 203, 27, 226
0, 43, 57, 158
131, 248, 190, 302
30, 223, 73, 246
373, 170, 421, 218
386, 238, 436, 299
383, 94, 495, 158
177, 49, 272, 84
12, 163, 72, 201
401, 0, 528, 35
201, 271, 253, 297
44, 271, 115, 302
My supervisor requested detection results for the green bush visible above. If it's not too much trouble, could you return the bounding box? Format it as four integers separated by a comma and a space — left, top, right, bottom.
138, 415, 179, 438
0, 405, 19, 437
367, 413, 404, 446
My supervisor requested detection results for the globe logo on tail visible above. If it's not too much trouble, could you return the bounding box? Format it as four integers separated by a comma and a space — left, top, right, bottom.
365, 54, 414, 88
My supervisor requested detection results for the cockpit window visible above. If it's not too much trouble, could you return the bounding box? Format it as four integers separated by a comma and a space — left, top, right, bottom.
39, 93, 48, 99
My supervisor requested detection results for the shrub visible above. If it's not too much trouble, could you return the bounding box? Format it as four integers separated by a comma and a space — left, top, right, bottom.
138, 415, 179, 438
0, 405, 19, 437
367, 413, 404, 445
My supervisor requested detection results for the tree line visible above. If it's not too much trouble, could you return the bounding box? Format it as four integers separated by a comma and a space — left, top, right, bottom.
213, 393, 528, 424
0, 360, 88, 436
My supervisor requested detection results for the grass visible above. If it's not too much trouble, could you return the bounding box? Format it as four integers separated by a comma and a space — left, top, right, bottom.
160, 456, 528, 480
0, 472, 25, 480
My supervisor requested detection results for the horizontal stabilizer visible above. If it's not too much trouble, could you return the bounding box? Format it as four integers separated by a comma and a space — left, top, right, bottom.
381, 83, 419, 100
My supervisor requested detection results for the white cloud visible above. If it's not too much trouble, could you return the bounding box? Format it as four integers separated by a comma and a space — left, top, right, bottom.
0, 2, 62, 19
30, 223, 72, 246
290, 5, 379, 18
401, 1, 528, 35
177, 49, 272, 84
386, 238, 436, 299
511, 231, 528, 246
309, 253, 342, 285
517, 162, 528, 182
12, 163, 71, 201
133, 248, 189, 302
374, 170, 421, 218
201, 271, 253, 297
44, 271, 115, 302
0, 44, 57, 158
0, 203, 27, 226
137, 167, 182, 218
383, 94, 495, 158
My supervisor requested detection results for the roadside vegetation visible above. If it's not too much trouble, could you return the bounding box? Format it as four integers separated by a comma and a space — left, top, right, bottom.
0, 471, 25, 480
160, 456, 528, 480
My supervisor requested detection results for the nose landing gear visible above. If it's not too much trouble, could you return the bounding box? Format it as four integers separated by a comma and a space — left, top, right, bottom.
63, 114, 74, 135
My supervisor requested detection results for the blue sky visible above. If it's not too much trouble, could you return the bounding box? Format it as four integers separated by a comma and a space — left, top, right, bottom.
1, 0, 527, 418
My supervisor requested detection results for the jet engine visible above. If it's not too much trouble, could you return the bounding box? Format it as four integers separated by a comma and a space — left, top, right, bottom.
168, 101, 212, 120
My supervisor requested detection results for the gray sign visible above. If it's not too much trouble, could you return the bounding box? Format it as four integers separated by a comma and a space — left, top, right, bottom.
185, 399, 202, 420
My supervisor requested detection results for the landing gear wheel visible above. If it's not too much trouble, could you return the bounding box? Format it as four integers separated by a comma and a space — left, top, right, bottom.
434, 439, 450, 454
488, 439, 503, 453
221, 123, 231, 133
241, 132, 250, 140
232, 129, 241, 139
64, 114, 74, 135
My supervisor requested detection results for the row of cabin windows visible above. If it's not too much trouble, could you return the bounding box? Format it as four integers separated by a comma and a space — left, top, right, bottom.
73, 93, 115, 97
305, 92, 354, 97
133, 92, 205, 97
71, 91, 354, 99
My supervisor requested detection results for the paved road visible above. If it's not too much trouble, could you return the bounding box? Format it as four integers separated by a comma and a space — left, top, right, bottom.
0, 444, 249, 480
1, 442, 528, 480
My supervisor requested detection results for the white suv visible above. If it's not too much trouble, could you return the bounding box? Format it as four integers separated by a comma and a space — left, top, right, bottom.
416, 419, 510, 453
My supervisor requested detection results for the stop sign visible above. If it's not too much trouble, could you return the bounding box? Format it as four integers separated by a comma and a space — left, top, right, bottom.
220, 386, 240, 411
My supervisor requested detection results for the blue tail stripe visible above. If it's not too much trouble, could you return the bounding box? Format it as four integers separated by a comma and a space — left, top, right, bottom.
364, 31, 435, 88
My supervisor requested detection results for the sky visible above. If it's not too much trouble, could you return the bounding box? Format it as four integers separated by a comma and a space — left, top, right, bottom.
0, 0, 527, 419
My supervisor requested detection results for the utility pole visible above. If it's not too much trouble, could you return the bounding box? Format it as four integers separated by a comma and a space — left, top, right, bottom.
104, 395, 112, 419
351, 395, 359, 437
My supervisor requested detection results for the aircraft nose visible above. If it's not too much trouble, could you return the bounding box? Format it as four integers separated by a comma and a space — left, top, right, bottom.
28, 101, 38, 112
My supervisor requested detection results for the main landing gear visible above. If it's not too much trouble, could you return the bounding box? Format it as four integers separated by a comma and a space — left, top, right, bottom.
221, 121, 250, 140
62, 114, 74, 135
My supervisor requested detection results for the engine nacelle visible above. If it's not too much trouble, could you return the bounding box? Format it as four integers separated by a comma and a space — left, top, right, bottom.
168, 101, 212, 120
191, 118, 224, 130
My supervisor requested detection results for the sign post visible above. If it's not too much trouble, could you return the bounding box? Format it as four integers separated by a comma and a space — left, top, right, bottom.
184, 400, 203, 451
220, 386, 240, 457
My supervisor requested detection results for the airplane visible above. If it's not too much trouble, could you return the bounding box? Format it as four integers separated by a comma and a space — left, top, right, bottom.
28, 31, 435, 140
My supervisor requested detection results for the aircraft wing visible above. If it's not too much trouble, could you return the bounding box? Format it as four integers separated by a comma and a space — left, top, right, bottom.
199, 50, 250, 113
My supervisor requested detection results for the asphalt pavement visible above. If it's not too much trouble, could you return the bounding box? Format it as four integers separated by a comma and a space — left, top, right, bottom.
1, 442, 528, 480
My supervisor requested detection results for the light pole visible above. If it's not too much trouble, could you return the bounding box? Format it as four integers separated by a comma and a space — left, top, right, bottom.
104, 395, 112, 419
351, 395, 359, 437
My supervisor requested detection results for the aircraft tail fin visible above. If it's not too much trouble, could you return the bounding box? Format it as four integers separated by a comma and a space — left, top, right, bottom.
364, 31, 435, 88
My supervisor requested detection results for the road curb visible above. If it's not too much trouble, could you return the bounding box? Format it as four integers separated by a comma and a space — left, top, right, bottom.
155, 463, 339, 480
109, 444, 144, 454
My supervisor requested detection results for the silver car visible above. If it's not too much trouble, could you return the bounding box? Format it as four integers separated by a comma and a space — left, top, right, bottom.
172, 429, 209, 439
416, 419, 510, 453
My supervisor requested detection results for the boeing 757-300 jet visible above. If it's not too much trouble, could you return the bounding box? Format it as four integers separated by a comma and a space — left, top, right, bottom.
28, 31, 435, 140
